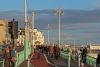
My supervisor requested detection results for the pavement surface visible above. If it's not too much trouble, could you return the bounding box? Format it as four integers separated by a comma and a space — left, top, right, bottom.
19, 51, 93, 67
19, 50, 51, 67
30, 51, 51, 67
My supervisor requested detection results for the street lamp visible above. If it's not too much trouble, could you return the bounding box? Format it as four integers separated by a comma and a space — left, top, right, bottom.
48, 24, 50, 45
31, 12, 35, 55
55, 7, 64, 48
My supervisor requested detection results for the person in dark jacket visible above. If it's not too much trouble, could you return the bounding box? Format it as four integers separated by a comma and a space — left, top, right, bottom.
96, 53, 100, 67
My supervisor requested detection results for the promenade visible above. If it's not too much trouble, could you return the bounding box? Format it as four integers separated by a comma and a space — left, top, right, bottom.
19, 50, 51, 67
19, 50, 93, 67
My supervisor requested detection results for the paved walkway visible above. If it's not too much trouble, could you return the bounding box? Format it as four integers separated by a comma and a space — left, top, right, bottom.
19, 51, 52, 67
19, 60, 28, 67
30, 51, 51, 67
19, 51, 93, 67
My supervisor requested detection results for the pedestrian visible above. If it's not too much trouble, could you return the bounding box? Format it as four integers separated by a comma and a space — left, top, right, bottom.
54, 45, 59, 60
50, 45, 54, 58
4, 46, 10, 67
10, 47, 16, 67
96, 53, 100, 67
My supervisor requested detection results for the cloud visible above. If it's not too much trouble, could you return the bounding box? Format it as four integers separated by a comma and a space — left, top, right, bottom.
91, 0, 100, 9
0, 10, 100, 44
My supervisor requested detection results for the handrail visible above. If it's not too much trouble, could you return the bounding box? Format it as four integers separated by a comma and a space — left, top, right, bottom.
60, 51, 70, 60
15, 50, 25, 67
0, 60, 4, 67
61, 51, 97, 67
15, 47, 31, 67
86, 54, 96, 67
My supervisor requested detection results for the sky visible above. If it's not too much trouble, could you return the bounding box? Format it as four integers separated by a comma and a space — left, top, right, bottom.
0, 0, 100, 11
0, 0, 100, 45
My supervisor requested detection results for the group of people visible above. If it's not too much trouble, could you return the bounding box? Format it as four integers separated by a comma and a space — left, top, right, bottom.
80, 47, 100, 67
1, 46, 16, 67
35, 45, 60, 60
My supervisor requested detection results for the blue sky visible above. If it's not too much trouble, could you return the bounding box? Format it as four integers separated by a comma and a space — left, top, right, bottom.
0, 0, 100, 11
0, 0, 100, 45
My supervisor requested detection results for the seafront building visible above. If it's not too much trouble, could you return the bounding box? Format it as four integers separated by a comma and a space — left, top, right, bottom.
33, 28, 44, 45
0, 19, 10, 45
89, 44, 100, 50
17, 28, 44, 46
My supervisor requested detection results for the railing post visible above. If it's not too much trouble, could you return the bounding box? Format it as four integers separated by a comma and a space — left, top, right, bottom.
78, 50, 81, 67
3, 59, 5, 67
68, 52, 71, 67
28, 58, 30, 67
15, 52, 18, 67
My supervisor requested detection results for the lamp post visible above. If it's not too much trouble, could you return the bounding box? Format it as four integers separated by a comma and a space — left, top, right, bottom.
24, 0, 28, 37
32, 12, 35, 46
48, 24, 50, 45
31, 12, 35, 54
24, 0, 30, 60
74, 40, 75, 49
24, 0, 27, 60
24, 0, 30, 67
55, 7, 64, 48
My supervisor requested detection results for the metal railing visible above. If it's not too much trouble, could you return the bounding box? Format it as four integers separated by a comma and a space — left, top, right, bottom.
0, 60, 4, 67
60, 51, 69, 60
60, 51, 71, 67
15, 50, 25, 67
86, 55, 96, 67
15, 47, 31, 67
61, 51, 97, 67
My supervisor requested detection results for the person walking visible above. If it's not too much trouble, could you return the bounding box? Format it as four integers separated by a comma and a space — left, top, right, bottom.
4, 46, 10, 67
10, 47, 17, 67
50, 45, 54, 58
96, 53, 100, 67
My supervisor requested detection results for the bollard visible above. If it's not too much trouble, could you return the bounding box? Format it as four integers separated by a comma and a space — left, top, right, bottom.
78, 51, 81, 67
68, 52, 71, 67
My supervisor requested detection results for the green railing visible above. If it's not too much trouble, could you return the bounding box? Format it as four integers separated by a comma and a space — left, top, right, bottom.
15, 40, 32, 67
60, 51, 71, 67
15, 50, 25, 67
61, 51, 97, 67
0, 60, 4, 67
86, 55, 96, 67
60, 51, 69, 60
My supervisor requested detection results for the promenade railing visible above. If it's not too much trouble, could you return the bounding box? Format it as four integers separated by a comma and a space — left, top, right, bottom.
15, 50, 25, 67
60, 51, 69, 60
86, 54, 96, 67
60, 50, 71, 67
15, 43, 31, 67
61, 50, 97, 67
0, 60, 4, 67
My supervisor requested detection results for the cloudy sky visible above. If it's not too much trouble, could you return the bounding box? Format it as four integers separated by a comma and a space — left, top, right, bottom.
0, 0, 100, 45
0, 0, 100, 10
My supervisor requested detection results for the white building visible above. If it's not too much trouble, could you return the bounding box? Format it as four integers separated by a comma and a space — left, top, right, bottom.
17, 28, 44, 46
17, 28, 24, 46
89, 44, 100, 50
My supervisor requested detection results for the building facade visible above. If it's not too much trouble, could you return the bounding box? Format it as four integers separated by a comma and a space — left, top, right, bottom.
33, 29, 44, 45
17, 28, 44, 46
0, 20, 10, 45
